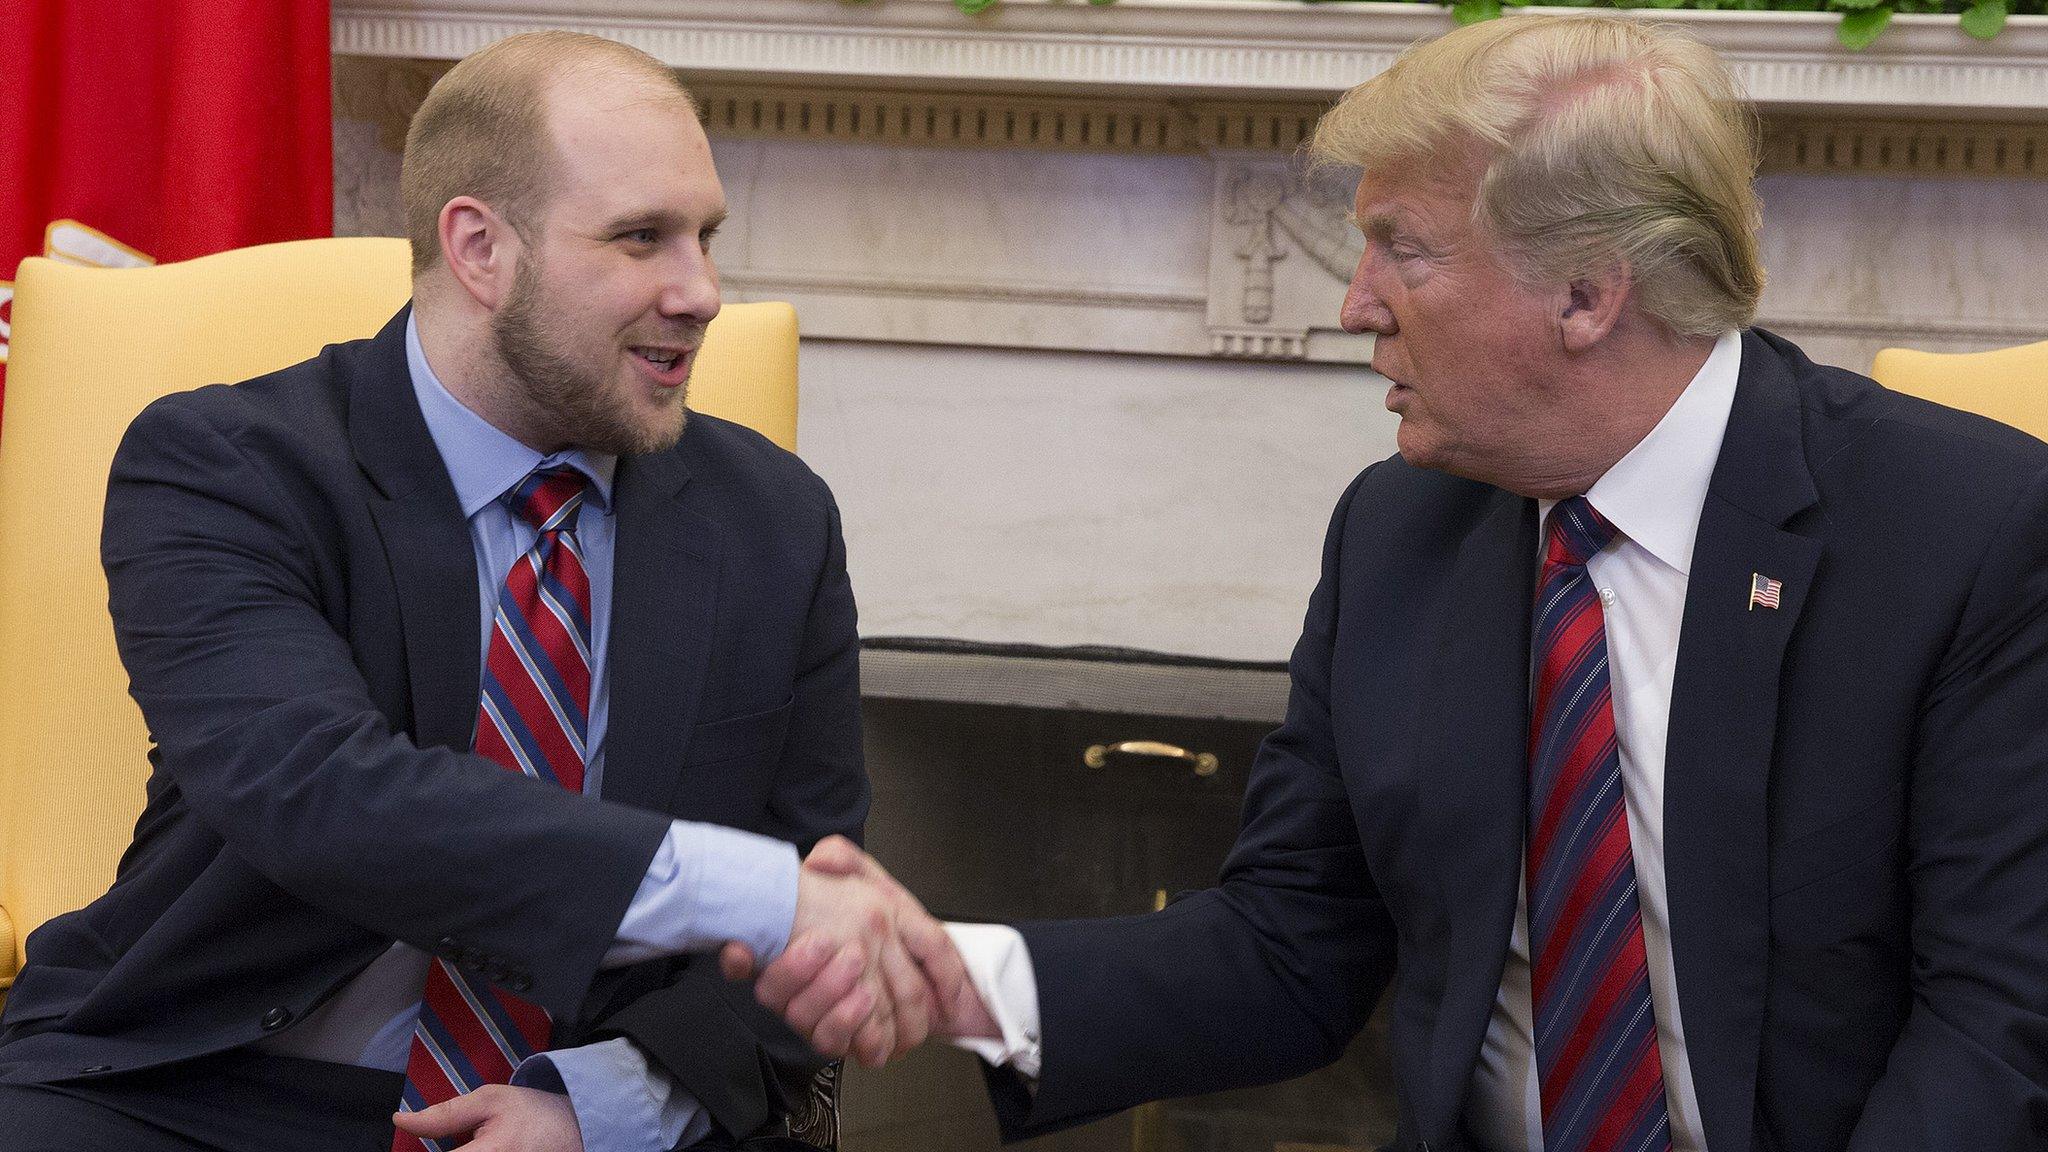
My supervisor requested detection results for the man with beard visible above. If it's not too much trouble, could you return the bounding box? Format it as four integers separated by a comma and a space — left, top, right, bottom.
0, 31, 959, 1152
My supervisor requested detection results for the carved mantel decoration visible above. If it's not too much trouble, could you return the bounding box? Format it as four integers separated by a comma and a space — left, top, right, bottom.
333, 0, 2048, 113
333, 0, 2048, 369
328, 0, 2048, 675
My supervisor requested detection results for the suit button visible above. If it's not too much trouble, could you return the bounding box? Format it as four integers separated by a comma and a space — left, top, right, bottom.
438, 935, 461, 956
260, 1007, 294, 1031
79, 1064, 113, 1074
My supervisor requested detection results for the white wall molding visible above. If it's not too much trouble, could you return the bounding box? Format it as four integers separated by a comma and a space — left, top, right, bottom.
860, 646, 1291, 722
700, 87, 2048, 178
722, 266, 1217, 359
732, 267, 1202, 312
694, 83, 1324, 155
325, 22, 2048, 664
334, 0, 2048, 113
338, 57, 2048, 181
335, 53, 2048, 369
1763, 114, 2048, 177
1761, 309, 2048, 345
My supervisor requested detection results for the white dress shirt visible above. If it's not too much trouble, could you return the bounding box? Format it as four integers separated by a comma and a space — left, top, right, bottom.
954, 331, 1743, 1152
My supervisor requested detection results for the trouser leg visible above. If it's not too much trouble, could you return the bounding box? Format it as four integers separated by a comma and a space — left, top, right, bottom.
0, 1049, 405, 1152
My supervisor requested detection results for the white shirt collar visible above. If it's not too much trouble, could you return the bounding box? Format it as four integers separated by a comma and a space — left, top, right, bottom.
1541, 330, 1742, 577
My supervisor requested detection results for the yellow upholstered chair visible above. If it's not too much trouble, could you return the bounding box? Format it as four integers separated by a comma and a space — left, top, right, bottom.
1870, 339, 2048, 440
0, 237, 799, 1006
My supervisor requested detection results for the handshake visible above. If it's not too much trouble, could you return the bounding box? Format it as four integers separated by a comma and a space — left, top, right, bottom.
721, 836, 1000, 1067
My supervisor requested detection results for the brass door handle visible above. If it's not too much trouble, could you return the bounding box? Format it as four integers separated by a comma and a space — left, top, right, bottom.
1083, 740, 1219, 777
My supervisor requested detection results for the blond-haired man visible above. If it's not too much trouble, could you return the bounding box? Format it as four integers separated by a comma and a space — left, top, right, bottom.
748, 15, 2048, 1151
0, 31, 957, 1152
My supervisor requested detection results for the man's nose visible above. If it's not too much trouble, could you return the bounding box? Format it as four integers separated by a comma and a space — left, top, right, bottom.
661, 252, 722, 325
1340, 262, 1394, 336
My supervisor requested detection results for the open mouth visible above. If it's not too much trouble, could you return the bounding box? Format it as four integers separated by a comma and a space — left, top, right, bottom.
630, 345, 697, 388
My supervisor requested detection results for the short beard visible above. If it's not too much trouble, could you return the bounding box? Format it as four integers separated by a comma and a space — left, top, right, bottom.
490, 253, 690, 457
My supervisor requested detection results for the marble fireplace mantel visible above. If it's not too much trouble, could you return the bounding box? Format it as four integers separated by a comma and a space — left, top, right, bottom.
330, 1, 2048, 705
335, 0, 2048, 114
333, 1, 2048, 369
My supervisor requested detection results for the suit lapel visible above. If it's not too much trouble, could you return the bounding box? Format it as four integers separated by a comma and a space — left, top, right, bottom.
599, 447, 723, 814
1662, 331, 1821, 1152
351, 308, 481, 753
1421, 491, 1541, 1131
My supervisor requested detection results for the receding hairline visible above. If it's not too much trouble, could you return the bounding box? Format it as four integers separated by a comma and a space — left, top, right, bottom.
539, 49, 698, 117
499, 47, 705, 207
400, 30, 700, 277
533, 62, 702, 157
463, 29, 694, 105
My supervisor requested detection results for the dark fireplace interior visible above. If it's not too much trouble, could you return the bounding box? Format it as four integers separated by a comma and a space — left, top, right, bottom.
840, 694, 1399, 1152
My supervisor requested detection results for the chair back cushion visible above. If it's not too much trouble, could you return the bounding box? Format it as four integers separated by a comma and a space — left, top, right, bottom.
1870, 339, 2048, 441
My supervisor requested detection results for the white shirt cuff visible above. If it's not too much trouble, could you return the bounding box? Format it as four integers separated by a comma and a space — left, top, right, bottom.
943, 922, 1043, 1080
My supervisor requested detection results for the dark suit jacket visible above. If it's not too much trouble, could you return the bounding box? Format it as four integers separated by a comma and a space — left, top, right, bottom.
991, 330, 2048, 1152
0, 308, 869, 1142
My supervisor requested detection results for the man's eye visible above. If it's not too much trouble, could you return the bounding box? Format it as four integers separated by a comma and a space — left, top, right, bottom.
620, 228, 659, 245
699, 227, 720, 251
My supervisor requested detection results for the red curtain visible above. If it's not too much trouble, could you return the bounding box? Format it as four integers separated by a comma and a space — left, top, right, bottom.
0, 0, 332, 408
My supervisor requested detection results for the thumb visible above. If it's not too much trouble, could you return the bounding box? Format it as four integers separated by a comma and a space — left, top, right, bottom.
804, 834, 865, 875
392, 1094, 488, 1139
900, 916, 966, 1003
720, 940, 759, 981
941, 978, 1002, 1041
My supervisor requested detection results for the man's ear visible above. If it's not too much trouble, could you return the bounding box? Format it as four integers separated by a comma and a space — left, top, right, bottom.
437, 196, 518, 311
1558, 260, 1632, 354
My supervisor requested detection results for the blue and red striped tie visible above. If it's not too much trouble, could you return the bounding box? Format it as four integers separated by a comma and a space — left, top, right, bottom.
1526, 497, 1671, 1152
395, 467, 592, 1150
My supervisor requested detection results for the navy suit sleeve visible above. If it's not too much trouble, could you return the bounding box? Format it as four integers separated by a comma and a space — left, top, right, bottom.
749, 494, 871, 854
1848, 465, 2048, 1150
588, 486, 869, 1144
989, 468, 1399, 1140
100, 396, 671, 1020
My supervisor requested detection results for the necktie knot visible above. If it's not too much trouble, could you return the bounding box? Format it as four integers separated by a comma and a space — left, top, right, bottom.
506, 466, 586, 534
1545, 495, 1618, 569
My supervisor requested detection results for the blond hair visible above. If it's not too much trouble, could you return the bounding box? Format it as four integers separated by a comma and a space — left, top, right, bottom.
1312, 14, 1763, 338
400, 31, 694, 276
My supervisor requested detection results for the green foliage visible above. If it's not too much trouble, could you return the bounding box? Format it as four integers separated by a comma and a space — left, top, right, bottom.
944, 0, 2040, 49
1835, 6, 1893, 44
1962, 0, 2010, 35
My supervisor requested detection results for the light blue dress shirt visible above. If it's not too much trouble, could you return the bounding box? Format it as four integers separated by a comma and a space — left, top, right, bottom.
252, 314, 800, 1152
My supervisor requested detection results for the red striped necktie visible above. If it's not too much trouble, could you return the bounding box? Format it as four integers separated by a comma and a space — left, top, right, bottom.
1526, 497, 1672, 1152
394, 467, 592, 1151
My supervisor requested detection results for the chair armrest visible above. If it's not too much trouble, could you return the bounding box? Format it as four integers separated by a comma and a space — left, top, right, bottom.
1, 901, 17, 1000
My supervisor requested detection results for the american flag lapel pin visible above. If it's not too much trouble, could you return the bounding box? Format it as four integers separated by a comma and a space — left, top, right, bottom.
1748, 572, 1783, 611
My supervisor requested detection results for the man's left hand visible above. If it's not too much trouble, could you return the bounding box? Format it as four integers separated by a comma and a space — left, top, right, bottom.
392, 1084, 584, 1151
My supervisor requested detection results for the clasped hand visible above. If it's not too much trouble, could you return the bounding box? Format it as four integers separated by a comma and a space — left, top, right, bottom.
721, 836, 996, 1066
